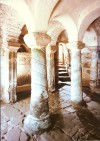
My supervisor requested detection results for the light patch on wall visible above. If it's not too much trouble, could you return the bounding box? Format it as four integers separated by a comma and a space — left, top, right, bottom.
83, 27, 98, 46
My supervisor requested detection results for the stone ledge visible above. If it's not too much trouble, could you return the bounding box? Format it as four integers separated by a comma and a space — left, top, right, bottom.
16, 84, 31, 92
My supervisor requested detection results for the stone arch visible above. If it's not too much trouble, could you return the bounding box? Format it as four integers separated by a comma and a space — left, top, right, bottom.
78, 1, 100, 41
55, 15, 78, 42
0, 3, 26, 48
47, 21, 64, 46
92, 18, 100, 46
0, 0, 34, 32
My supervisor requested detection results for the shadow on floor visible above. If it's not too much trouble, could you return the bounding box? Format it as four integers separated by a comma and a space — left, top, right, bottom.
83, 86, 100, 103
83, 86, 91, 96
75, 106, 100, 139
91, 93, 100, 103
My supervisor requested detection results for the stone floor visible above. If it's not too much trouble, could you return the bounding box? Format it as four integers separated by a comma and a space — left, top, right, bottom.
1, 85, 100, 141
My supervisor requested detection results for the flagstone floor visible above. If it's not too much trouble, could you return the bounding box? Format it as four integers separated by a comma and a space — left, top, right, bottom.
1, 85, 100, 141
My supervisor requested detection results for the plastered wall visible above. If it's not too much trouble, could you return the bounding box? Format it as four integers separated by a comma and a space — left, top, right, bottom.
17, 52, 31, 86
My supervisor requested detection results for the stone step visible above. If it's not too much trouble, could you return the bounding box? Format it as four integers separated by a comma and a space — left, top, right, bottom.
58, 80, 71, 85
59, 76, 71, 82
59, 76, 70, 79
59, 62, 63, 65
58, 68, 67, 72
58, 65, 66, 68
65, 81, 71, 85
58, 81, 71, 86
59, 72, 69, 76
17, 84, 31, 92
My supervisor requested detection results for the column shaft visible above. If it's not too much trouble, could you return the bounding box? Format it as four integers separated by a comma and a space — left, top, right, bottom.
62, 45, 64, 64
66, 48, 71, 75
46, 45, 56, 92
24, 48, 51, 135
71, 49, 83, 103
90, 50, 98, 91
67, 41, 85, 105
30, 48, 49, 117
1, 49, 18, 103
9, 51, 17, 102
1, 49, 10, 103
23, 32, 51, 135
55, 48, 59, 89
46, 53, 55, 92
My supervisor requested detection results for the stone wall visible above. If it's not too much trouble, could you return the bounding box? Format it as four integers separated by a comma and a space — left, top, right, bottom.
17, 52, 31, 86
81, 47, 100, 86
81, 48, 91, 86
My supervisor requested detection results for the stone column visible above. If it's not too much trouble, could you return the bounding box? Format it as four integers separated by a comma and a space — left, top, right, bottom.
68, 49, 71, 77
23, 32, 51, 135
62, 45, 64, 64
54, 44, 59, 89
60, 43, 67, 67
64, 44, 67, 66
46, 45, 56, 92
65, 46, 70, 70
1, 46, 19, 103
1, 48, 10, 103
67, 41, 85, 105
89, 47, 98, 92
9, 46, 19, 102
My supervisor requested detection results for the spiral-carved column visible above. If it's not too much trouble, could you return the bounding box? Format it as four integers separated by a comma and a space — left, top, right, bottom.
67, 41, 85, 105
46, 45, 56, 92
24, 32, 51, 135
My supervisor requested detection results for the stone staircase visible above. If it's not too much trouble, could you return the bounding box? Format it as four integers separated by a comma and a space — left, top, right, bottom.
58, 63, 71, 88
58, 63, 100, 94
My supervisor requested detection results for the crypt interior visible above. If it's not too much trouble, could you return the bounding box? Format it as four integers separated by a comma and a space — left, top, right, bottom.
0, 0, 100, 141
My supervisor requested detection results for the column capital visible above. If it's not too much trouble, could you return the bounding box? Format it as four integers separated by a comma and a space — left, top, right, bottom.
46, 45, 57, 54
66, 41, 85, 50
24, 32, 51, 49
9, 46, 20, 52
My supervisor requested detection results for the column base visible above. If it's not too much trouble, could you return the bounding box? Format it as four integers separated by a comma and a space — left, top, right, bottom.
2, 92, 10, 103
2, 97, 10, 104
10, 95, 17, 103
2, 92, 17, 103
24, 114, 51, 135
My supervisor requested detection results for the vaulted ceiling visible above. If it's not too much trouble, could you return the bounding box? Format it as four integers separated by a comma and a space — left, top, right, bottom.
0, 3, 26, 47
